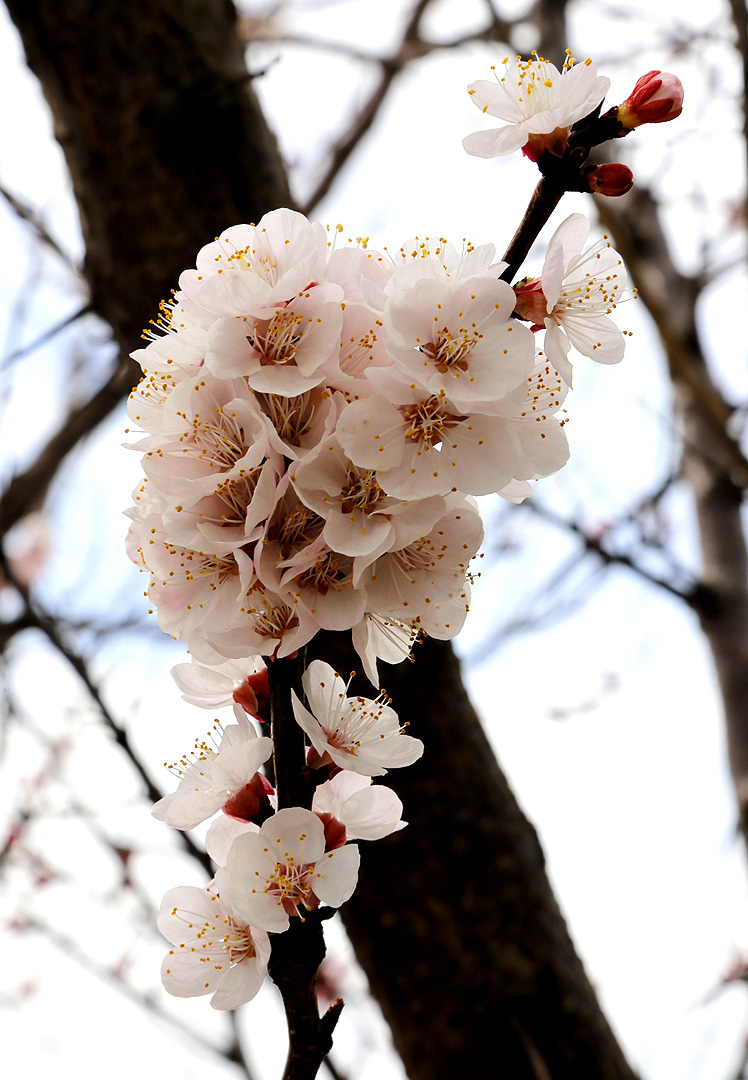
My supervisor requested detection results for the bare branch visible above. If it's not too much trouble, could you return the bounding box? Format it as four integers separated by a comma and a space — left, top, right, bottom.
1, 302, 93, 371
301, 0, 514, 214
0, 180, 81, 272
0, 553, 212, 876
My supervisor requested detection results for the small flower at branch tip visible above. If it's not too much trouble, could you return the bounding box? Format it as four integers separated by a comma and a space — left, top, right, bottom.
616, 71, 684, 129
463, 51, 610, 161
582, 163, 634, 197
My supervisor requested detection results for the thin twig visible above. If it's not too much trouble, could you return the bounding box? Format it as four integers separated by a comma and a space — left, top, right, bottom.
0, 552, 212, 876
1, 303, 93, 370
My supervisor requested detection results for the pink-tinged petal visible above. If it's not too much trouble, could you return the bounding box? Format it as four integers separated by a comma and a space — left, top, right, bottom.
515, 418, 570, 478
561, 313, 625, 364
209, 935, 270, 1010
197, 271, 273, 317
338, 784, 406, 840
540, 240, 566, 313
170, 663, 236, 707
351, 615, 416, 688
259, 806, 326, 862
542, 321, 574, 387
462, 126, 527, 159
322, 510, 393, 560
206, 816, 258, 866
542, 215, 588, 298
313, 771, 370, 814
561, 64, 610, 122
152, 790, 224, 831
212, 736, 273, 791
497, 479, 533, 503
311, 844, 360, 907
291, 692, 332, 759
161, 949, 214, 998
446, 415, 523, 496
157, 885, 216, 944
467, 79, 528, 123
337, 397, 407, 471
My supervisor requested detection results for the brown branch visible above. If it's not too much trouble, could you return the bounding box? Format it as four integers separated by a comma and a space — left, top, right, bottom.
301, 0, 514, 214
266, 654, 341, 1080
501, 178, 563, 282
522, 498, 698, 605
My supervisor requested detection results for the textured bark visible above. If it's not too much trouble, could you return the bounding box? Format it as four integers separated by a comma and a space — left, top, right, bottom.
1, 0, 293, 537
3, 3, 639, 1077
331, 636, 638, 1080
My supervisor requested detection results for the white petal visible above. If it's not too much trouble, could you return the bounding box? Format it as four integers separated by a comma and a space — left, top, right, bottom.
311, 844, 360, 907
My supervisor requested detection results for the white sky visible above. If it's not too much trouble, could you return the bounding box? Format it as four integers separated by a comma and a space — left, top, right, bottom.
1, 1, 748, 1078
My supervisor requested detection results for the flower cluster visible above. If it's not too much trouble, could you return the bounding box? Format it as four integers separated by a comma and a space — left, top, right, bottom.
126, 206, 628, 1008
124, 207, 584, 683
153, 662, 416, 1008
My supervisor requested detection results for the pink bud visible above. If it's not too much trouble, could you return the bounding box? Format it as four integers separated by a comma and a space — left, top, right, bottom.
617, 71, 683, 129
583, 163, 634, 197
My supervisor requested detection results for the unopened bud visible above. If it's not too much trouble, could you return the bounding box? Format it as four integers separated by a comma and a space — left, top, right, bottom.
617, 71, 683, 129
583, 163, 634, 197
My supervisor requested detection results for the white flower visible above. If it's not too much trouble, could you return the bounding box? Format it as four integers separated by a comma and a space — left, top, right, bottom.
337, 376, 530, 500
514, 214, 626, 385
290, 433, 446, 557
384, 274, 533, 413
225, 807, 360, 932
180, 209, 328, 315
204, 283, 344, 395
291, 660, 423, 776
463, 53, 610, 160
152, 711, 273, 830
206, 815, 258, 866
313, 772, 406, 841
358, 498, 484, 641
157, 871, 270, 1010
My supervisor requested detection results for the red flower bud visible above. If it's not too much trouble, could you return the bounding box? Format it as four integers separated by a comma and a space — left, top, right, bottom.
583, 163, 634, 197
617, 70, 683, 129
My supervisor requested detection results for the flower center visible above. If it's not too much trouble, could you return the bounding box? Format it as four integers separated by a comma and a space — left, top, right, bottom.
338, 468, 385, 515
255, 389, 319, 445
247, 308, 304, 367
420, 327, 479, 373
265, 857, 317, 916
402, 396, 463, 445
